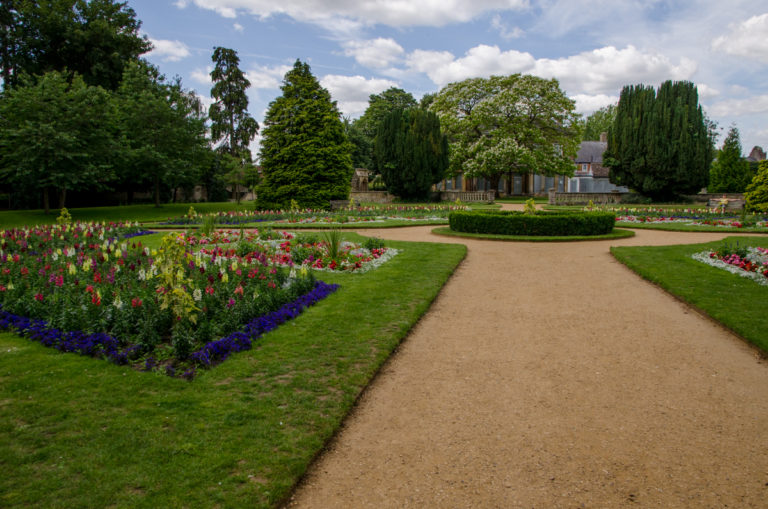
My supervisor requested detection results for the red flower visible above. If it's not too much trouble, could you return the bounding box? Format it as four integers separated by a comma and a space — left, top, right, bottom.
85, 285, 94, 293
205, 286, 214, 295
93, 272, 102, 283
20, 267, 29, 276
34, 293, 44, 302
131, 298, 142, 307
92, 295, 101, 306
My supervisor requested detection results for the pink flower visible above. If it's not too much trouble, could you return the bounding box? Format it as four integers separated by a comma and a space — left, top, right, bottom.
34, 293, 44, 302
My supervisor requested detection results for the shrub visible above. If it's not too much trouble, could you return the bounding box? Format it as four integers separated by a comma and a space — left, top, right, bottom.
745, 161, 768, 213
449, 210, 616, 236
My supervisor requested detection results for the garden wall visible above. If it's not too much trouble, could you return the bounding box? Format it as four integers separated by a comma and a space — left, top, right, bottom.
548, 191, 624, 205
350, 191, 395, 204
438, 191, 495, 203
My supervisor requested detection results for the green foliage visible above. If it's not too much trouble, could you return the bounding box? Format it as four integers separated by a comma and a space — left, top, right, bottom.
199, 214, 216, 236
257, 60, 353, 209
354, 87, 417, 172
745, 161, 768, 213
323, 229, 343, 260
344, 118, 372, 169
523, 198, 536, 214
581, 104, 616, 141
0, 71, 117, 213
374, 108, 448, 200
604, 81, 716, 200
115, 61, 210, 208
449, 210, 616, 236
56, 207, 72, 226
431, 74, 580, 194
209, 47, 259, 163
709, 126, 752, 192
0, 0, 150, 90
363, 236, 386, 250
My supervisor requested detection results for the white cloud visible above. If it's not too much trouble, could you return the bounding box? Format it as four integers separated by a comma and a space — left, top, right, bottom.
491, 14, 524, 39
147, 38, 192, 62
191, 67, 213, 84
180, 0, 529, 31
233, 22, 244, 32
405, 44, 695, 95
697, 83, 720, 100
342, 38, 404, 68
708, 94, 768, 117
407, 45, 534, 87
245, 65, 293, 89
532, 45, 697, 95
712, 13, 768, 64
319, 74, 398, 117
570, 94, 618, 114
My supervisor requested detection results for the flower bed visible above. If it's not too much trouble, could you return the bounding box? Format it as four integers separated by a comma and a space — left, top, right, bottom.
691, 243, 768, 285
160, 204, 466, 226
603, 206, 768, 229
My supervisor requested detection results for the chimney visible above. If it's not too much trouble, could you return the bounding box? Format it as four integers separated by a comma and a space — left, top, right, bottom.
599, 132, 608, 143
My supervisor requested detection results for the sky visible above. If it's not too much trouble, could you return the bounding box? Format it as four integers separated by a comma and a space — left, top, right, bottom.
133, 0, 768, 158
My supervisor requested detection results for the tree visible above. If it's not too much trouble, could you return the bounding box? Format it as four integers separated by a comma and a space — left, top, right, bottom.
709, 125, 751, 192
430, 74, 581, 195
0, 0, 150, 90
116, 61, 210, 207
344, 118, 372, 169
257, 60, 353, 209
0, 71, 116, 213
582, 104, 616, 141
209, 47, 259, 201
604, 81, 715, 200
375, 108, 448, 200
744, 161, 768, 212
353, 87, 417, 171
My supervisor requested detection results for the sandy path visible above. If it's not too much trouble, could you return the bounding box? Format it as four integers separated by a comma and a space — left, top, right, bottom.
288, 222, 768, 507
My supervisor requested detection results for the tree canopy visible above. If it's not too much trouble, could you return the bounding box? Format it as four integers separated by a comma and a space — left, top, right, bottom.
745, 161, 768, 213
257, 60, 353, 209
0, 0, 150, 90
604, 81, 715, 200
374, 108, 448, 200
581, 104, 616, 141
709, 125, 752, 193
430, 74, 580, 193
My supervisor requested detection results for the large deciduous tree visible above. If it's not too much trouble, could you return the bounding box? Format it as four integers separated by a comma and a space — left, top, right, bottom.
257, 60, 353, 209
709, 125, 751, 193
374, 108, 448, 200
0, 71, 116, 213
117, 61, 210, 207
0, 0, 150, 90
430, 74, 580, 195
582, 104, 616, 141
604, 81, 715, 200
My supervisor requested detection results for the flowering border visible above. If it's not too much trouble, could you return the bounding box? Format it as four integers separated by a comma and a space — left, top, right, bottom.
691, 250, 768, 286
0, 280, 339, 379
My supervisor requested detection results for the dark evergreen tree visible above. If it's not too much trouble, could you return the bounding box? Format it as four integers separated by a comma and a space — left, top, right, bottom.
354, 87, 417, 172
605, 81, 715, 200
0, 0, 150, 90
257, 60, 353, 209
709, 126, 751, 192
344, 118, 372, 169
375, 108, 448, 200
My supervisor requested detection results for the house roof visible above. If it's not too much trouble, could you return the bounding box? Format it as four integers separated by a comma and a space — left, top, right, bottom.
575, 141, 607, 164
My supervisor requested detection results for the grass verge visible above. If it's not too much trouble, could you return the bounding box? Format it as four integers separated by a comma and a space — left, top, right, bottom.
613, 222, 768, 234
432, 226, 635, 242
0, 232, 466, 508
611, 235, 768, 353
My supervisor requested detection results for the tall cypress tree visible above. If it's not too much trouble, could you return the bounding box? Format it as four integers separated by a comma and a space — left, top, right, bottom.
257, 60, 353, 209
375, 108, 448, 200
709, 126, 751, 192
605, 80, 715, 200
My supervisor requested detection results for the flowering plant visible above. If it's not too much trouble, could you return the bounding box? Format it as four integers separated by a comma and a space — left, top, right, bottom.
691, 242, 768, 285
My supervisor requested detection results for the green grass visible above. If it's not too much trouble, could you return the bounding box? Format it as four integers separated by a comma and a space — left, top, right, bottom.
0, 202, 254, 229
611, 236, 768, 353
432, 226, 635, 242
613, 222, 768, 234
0, 232, 467, 508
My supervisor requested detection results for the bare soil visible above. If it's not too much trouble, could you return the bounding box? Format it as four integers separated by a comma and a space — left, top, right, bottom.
288, 212, 768, 508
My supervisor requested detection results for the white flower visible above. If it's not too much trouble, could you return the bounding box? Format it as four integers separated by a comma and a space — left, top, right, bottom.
193, 288, 202, 302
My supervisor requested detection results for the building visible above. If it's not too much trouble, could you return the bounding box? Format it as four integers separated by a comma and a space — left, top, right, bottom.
569, 133, 628, 193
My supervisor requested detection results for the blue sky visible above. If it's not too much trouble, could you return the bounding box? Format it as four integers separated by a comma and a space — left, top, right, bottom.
134, 0, 768, 157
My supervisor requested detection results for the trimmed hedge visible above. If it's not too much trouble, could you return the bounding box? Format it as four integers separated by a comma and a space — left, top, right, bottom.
449, 210, 616, 236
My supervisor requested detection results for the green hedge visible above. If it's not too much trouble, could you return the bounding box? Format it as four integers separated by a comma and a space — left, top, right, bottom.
449, 210, 616, 236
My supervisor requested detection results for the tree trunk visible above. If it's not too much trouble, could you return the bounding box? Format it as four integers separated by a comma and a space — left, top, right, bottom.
506, 171, 513, 196
58, 188, 66, 209
43, 187, 50, 215
489, 175, 500, 198
154, 176, 161, 208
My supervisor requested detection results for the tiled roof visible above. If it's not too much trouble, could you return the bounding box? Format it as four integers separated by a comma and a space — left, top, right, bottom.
575, 141, 607, 164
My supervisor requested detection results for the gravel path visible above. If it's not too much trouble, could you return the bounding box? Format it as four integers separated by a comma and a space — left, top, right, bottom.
288, 217, 768, 508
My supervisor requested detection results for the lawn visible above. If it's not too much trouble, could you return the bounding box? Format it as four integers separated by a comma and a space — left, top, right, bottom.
0, 224, 467, 507
611, 235, 768, 353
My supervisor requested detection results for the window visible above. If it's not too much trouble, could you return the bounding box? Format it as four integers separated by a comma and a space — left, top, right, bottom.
581, 163, 589, 172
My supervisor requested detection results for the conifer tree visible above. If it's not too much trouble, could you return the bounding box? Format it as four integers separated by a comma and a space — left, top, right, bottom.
604, 80, 715, 200
709, 125, 751, 192
257, 60, 353, 209
745, 161, 768, 212
375, 108, 448, 200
